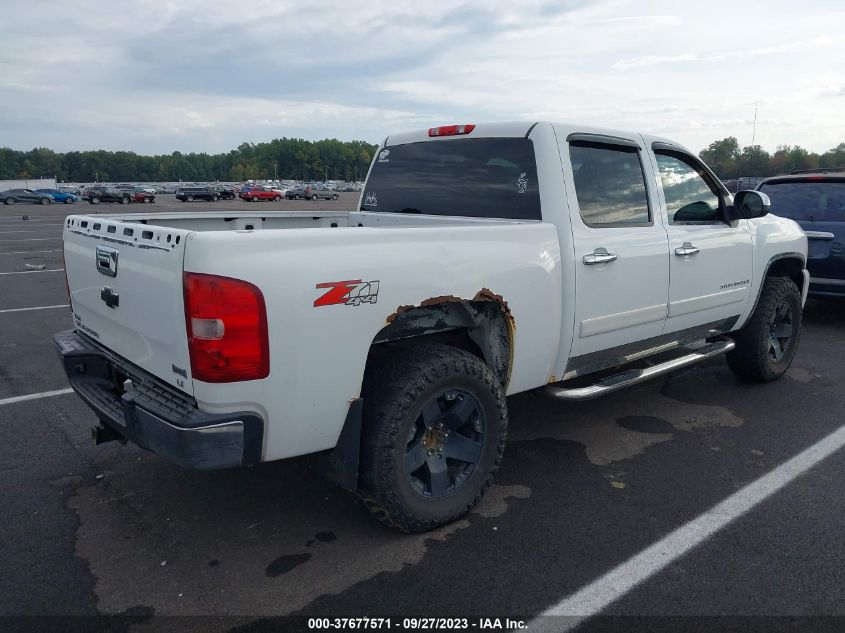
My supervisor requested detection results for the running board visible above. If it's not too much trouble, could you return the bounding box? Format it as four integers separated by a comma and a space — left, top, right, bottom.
543, 337, 736, 401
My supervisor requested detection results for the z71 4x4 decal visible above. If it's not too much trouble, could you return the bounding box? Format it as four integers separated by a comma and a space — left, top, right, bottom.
314, 280, 380, 307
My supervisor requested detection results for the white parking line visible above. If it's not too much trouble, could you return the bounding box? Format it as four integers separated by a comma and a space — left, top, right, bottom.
531, 422, 845, 631
0, 388, 74, 407
0, 249, 62, 256
0, 237, 62, 243
0, 268, 65, 276
0, 230, 63, 235
0, 304, 69, 314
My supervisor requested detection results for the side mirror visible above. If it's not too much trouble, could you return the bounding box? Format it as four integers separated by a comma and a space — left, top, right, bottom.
731, 190, 770, 220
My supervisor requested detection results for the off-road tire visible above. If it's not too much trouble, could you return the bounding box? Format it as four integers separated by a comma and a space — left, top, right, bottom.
727, 276, 802, 382
358, 343, 508, 532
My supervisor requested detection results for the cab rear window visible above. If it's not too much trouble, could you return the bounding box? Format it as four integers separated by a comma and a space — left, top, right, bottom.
360, 138, 541, 220
758, 180, 845, 222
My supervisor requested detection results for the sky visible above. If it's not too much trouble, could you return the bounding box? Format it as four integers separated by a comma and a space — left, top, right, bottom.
1, 0, 844, 155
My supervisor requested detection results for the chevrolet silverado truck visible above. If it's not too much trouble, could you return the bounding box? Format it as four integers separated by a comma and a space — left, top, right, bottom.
56, 122, 808, 532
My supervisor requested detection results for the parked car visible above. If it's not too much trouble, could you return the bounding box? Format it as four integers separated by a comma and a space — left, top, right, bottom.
303, 185, 339, 201
239, 185, 281, 201
210, 185, 238, 200
57, 121, 807, 533
758, 169, 845, 297
37, 188, 78, 204
1, 188, 54, 205
130, 187, 155, 204
85, 187, 131, 205
284, 185, 306, 199
176, 186, 234, 202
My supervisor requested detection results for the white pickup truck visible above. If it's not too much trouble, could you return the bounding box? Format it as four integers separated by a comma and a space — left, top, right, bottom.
57, 122, 808, 532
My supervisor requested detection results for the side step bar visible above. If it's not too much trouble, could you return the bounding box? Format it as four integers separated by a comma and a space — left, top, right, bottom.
543, 337, 736, 401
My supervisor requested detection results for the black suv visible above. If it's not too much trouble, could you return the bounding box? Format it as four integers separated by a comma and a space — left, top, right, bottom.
86, 187, 131, 205
175, 186, 236, 202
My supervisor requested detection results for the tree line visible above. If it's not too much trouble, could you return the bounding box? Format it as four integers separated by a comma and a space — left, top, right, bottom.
699, 138, 845, 179
1, 136, 844, 183
0, 137, 378, 183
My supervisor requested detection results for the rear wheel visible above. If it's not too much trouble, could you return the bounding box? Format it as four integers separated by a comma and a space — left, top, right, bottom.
211, 194, 219, 202
251, 195, 259, 202
90, 197, 100, 204
64, 197, 74, 204
311, 194, 318, 201
120, 196, 129, 204
4, 198, 14, 205
358, 343, 507, 532
40, 197, 51, 205
186, 195, 194, 202
727, 276, 802, 382
332, 194, 339, 200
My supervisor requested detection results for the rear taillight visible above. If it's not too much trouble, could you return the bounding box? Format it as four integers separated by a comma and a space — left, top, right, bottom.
428, 124, 476, 137
183, 272, 269, 382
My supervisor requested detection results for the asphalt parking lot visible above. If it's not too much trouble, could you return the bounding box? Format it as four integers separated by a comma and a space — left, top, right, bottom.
1, 198, 843, 632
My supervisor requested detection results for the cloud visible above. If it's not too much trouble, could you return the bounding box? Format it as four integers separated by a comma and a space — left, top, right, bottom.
0, 0, 844, 154
612, 35, 845, 70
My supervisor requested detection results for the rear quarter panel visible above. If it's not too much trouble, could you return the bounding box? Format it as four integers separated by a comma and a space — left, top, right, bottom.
184, 223, 562, 461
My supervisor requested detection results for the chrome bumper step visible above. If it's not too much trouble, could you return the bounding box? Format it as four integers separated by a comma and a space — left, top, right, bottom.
543, 337, 736, 401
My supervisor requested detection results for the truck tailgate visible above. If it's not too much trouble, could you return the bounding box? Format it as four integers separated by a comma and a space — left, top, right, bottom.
63, 215, 194, 395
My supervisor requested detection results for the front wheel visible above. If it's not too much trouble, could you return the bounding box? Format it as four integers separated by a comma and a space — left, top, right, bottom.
64, 197, 74, 204
311, 194, 318, 201
274, 195, 281, 201
332, 194, 339, 200
727, 277, 802, 382
90, 197, 100, 204
120, 196, 129, 204
40, 197, 51, 205
4, 198, 14, 205
211, 194, 219, 202
251, 195, 259, 202
358, 343, 507, 532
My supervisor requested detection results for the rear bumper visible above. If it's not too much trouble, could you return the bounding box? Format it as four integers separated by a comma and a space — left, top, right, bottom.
54, 330, 264, 469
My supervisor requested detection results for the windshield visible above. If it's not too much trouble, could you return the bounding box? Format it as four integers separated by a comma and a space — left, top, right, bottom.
758, 180, 845, 222
360, 137, 541, 220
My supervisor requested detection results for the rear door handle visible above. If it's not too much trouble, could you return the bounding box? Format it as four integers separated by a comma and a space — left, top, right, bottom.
674, 242, 700, 257
583, 248, 618, 265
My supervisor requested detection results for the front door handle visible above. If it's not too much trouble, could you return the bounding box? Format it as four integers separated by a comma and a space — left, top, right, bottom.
583, 248, 618, 265
674, 242, 700, 257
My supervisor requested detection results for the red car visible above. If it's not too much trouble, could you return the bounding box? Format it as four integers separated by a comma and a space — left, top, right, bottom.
239, 185, 281, 202
131, 189, 155, 204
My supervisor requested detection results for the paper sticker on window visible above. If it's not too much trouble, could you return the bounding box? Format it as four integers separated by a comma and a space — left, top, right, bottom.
364, 191, 378, 207
517, 173, 528, 194
377, 150, 390, 163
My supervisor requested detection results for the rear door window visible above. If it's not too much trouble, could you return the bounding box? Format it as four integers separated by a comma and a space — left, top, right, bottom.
360, 138, 541, 220
568, 142, 651, 227
758, 180, 845, 222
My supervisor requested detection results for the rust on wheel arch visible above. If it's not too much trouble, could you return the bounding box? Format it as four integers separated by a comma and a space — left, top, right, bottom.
379, 289, 515, 388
